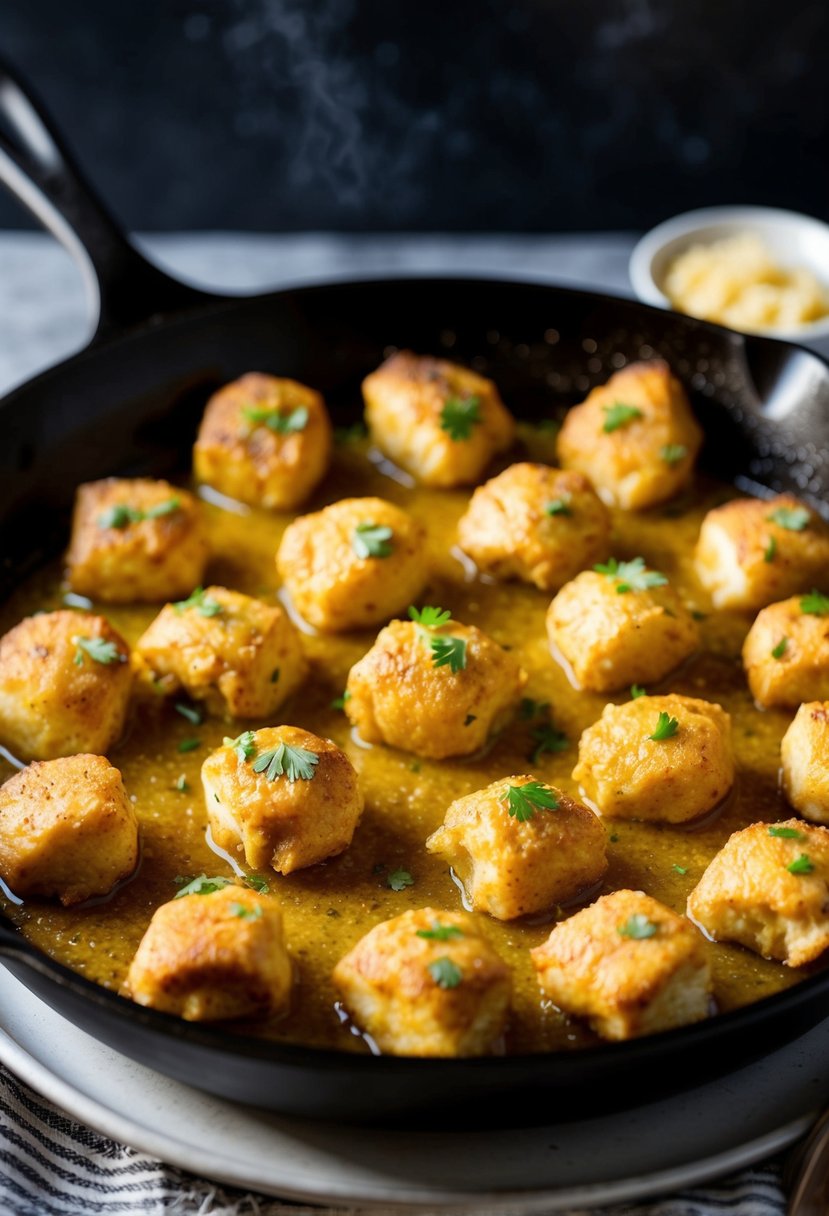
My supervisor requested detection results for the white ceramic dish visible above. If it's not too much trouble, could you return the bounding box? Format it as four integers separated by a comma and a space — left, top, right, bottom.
629, 205, 829, 356
0, 968, 825, 1212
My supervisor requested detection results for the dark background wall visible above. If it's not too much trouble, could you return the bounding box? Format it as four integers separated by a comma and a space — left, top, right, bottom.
1, 0, 827, 233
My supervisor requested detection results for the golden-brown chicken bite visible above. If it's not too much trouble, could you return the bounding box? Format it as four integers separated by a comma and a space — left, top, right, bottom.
572, 694, 733, 824
426, 776, 607, 921
66, 478, 208, 603
134, 586, 306, 719
531, 889, 712, 1040
125, 883, 292, 1021
345, 611, 527, 759
687, 819, 829, 966
546, 563, 698, 693
781, 703, 829, 824
201, 726, 362, 874
361, 350, 515, 488
276, 497, 429, 632
556, 361, 702, 510
193, 373, 332, 511
0, 610, 131, 761
332, 907, 511, 1056
742, 593, 829, 709
456, 464, 611, 592
694, 494, 829, 612
0, 755, 138, 905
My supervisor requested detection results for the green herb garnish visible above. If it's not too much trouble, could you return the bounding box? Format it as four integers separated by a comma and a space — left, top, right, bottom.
245, 875, 270, 894
428, 957, 463, 989
594, 556, 668, 594
178, 738, 201, 753
387, 869, 414, 891
331, 690, 352, 711
787, 853, 815, 875
768, 506, 810, 532
801, 590, 829, 616
252, 742, 319, 783
769, 826, 805, 839
352, 521, 394, 559
175, 875, 235, 898
243, 404, 309, 434
174, 774, 189, 792
649, 711, 679, 741
529, 723, 569, 764
660, 444, 687, 465
224, 730, 257, 761
672, 864, 688, 875
520, 697, 550, 720
545, 498, 572, 517
72, 635, 123, 666
771, 638, 789, 660
416, 922, 464, 942
764, 536, 777, 563
174, 587, 222, 617
408, 605, 452, 630
175, 702, 203, 726
439, 396, 482, 441
229, 901, 263, 920
501, 781, 559, 823
408, 605, 467, 673
602, 402, 643, 433
98, 497, 180, 529
618, 913, 658, 939
631, 684, 647, 699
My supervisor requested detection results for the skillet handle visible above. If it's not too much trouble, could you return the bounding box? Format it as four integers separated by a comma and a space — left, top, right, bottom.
0, 59, 213, 341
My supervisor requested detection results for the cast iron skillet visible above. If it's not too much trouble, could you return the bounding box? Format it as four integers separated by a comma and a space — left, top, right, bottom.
1, 60, 829, 1127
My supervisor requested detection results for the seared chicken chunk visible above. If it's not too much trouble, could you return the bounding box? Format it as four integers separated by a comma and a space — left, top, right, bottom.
687, 819, 829, 966
362, 350, 515, 487
531, 889, 712, 1040
276, 497, 428, 632
456, 463, 611, 592
332, 907, 511, 1056
201, 726, 363, 874
742, 593, 829, 709
782, 703, 829, 824
66, 478, 208, 603
125, 884, 292, 1021
0, 755, 138, 905
0, 610, 131, 761
426, 776, 607, 920
694, 494, 829, 612
557, 361, 702, 510
134, 586, 307, 719
573, 694, 733, 823
345, 613, 527, 759
546, 564, 698, 693
193, 372, 332, 511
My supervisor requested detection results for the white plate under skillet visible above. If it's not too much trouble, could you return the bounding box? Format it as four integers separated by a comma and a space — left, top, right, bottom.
0, 969, 826, 1213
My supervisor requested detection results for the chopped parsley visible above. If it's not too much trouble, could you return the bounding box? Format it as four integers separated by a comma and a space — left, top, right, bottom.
229, 901, 263, 920
98, 497, 180, 528
439, 395, 482, 441
649, 711, 679, 741
252, 742, 319, 783
175, 702, 203, 726
501, 781, 559, 823
331, 690, 352, 711
529, 722, 569, 764
520, 697, 550, 720
175, 874, 235, 898
408, 605, 467, 673
660, 444, 687, 465
672, 864, 688, 875
594, 557, 668, 594
428, 957, 463, 989
387, 868, 414, 891
333, 420, 369, 445
352, 521, 394, 559
174, 774, 189, 792
244, 874, 270, 894
178, 738, 201, 753
764, 536, 777, 563
769, 826, 805, 839
618, 913, 658, 939
174, 587, 222, 617
602, 402, 643, 433
416, 922, 464, 942
771, 638, 789, 660
630, 684, 647, 699
545, 498, 572, 517
787, 853, 815, 875
224, 730, 257, 761
801, 590, 829, 616
242, 404, 309, 434
409, 605, 452, 630
72, 635, 123, 666
768, 506, 810, 532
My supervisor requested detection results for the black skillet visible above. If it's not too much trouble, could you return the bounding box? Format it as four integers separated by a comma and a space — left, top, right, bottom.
1, 60, 829, 1127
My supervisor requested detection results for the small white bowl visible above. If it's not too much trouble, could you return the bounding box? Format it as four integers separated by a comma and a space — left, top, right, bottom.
629, 205, 829, 356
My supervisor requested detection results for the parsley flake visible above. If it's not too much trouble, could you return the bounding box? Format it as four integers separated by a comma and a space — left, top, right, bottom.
502, 781, 559, 823
530, 723, 569, 764
252, 742, 319, 783
801, 590, 829, 616
175, 874, 235, 898
416, 922, 464, 942
618, 913, 658, 939
520, 697, 550, 720
660, 444, 687, 465
175, 702, 203, 726
594, 556, 668, 594
630, 684, 647, 699
439, 396, 482, 441
174, 587, 222, 617
224, 730, 257, 761
769, 825, 805, 839
243, 404, 309, 434
771, 638, 789, 660
602, 402, 643, 433
768, 506, 810, 532
408, 605, 452, 630
430, 634, 468, 673
353, 521, 394, 559
545, 498, 572, 517
787, 853, 815, 875
229, 901, 263, 920
174, 774, 189, 792
178, 738, 200, 753
331, 690, 352, 711
72, 635, 123, 666
387, 868, 414, 891
649, 711, 679, 741
672, 863, 688, 875
244, 874, 270, 894
98, 497, 180, 529
428, 957, 463, 989
764, 536, 777, 563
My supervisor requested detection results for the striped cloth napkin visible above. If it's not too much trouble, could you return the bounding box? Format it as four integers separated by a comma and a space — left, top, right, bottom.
0, 1064, 788, 1216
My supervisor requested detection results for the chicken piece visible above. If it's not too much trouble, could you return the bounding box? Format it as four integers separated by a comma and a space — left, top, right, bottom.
134, 586, 306, 719
0, 610, 131, 761
531, 889, 712, 1040
742, 593, 829, 709
781, 703, 829, 824
193, 372, 332, 511
362, 350, 515, 488
125, 884, 292, 1021
546, 565, 698, 693
456, 463, 611, 592
687, 819, 829, 966
332, 907, 511, 1057
426, 776, 607, 920
572, 694, 733, 824
694, 494, 829, 612
345, 614, 527, 759
276, 497, 429, 632
66, 478, 208, 603
557, 361, 702, 510
0, 755, 138, 905
201, 726, 362, 874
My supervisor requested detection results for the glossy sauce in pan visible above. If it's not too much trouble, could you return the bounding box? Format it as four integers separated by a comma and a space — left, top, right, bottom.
0, 426, 806, 1054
